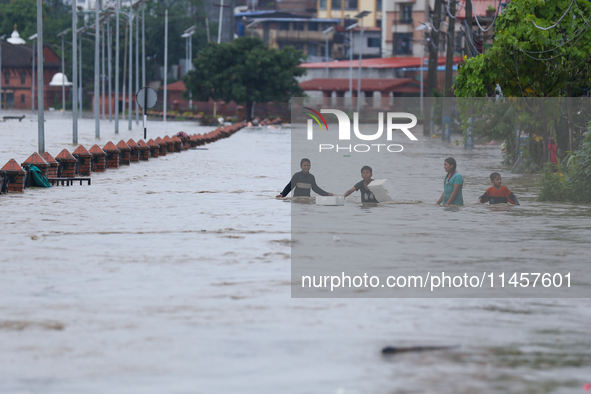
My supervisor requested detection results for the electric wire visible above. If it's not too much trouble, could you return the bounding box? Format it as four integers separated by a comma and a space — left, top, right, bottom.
471, 0, 503, 32
531, 0, 575, 30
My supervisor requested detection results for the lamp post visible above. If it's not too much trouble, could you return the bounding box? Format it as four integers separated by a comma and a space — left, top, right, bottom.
142, 3, 146, 92
355, 11, 371, 114
94, 0, 100, 138
57, 29, 69, 114
29, 33, 37, 114
182, 26, 196, 109
217, 0, 224, 44
135, 7, 139, 125
3, 26, 27, 112
345, 22, 358, 99
0, 35, 6, 112
36, 0, 44, 154
128, 5, 133, 130
322, 26, 334, 78
164, 8, 168, 123
115, 0, 120, 132
72, 2, 78, 143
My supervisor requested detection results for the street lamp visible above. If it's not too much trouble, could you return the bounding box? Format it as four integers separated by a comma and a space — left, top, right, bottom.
355, 10, 371, 113
29, 33, 37, 114
345, 22, 358, 99
245, 20, 260, 38
57, 29, 69, 114
182, 25, 196, 109
0, 34, 5, 112
2, 26, 27, 111
322, 26, 335, 78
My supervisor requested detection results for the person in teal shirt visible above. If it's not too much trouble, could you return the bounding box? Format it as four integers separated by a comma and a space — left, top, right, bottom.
436, 157, 464, 206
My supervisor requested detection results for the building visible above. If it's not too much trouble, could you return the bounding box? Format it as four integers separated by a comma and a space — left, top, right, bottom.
235, 0, 317, 16
68, 0, 134, 10
237, 11, 341, 61
1, 40, 61, 110
382, 0, 498, 58
317, 0, 383, 28
298, 56, 463, 96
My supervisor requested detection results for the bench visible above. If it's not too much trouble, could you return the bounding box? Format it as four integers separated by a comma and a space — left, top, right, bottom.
2, 115, 25, 122
47, 177, 91, 186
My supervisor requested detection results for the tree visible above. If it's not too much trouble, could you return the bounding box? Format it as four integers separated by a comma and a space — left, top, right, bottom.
454, 0, 591, 167
183, 37, 306, 121
455, 0, 591, 98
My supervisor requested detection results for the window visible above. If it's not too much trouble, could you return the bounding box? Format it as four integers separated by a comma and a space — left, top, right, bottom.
3, 73, 8, 85
279, 22, 290, 31
401, 5, 413, 23
346, 0, 357, 10
367, 37, 380, 48
308, 43, 318, 56
308, 22, 318, 31
377, 0, 382, 11
21, 94, 25, 103
294, 22, 304, 31
393, 32, 413, 55
319, 0, 327, 9
332, 0, 341, 10
20, 73, 26, 85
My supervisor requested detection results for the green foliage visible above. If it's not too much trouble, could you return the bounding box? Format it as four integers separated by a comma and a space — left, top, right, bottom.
455, 0, 591, 98
537, 167, 570, 201
537, 130, 591, 202
184, 37, 305, 120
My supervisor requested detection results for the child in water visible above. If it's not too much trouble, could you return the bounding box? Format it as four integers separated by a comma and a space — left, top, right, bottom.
276, 158, 333, 198
477, 172, 520, 205
343, 166, 379, 203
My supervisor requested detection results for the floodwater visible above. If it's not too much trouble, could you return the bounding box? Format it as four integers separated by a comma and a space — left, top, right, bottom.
0, 110, 590, 393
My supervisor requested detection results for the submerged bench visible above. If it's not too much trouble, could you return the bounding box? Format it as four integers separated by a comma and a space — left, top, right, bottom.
47, 177, 91, 186
3, 115, 25, 122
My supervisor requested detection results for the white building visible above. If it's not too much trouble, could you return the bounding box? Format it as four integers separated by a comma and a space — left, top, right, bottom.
65, 0, 135, 10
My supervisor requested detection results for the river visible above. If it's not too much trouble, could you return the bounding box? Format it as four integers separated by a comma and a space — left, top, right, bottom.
0, 110, 590, 393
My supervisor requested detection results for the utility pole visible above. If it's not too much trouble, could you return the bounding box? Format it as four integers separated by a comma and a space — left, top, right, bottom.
465, 0, 473, 59
425, 0, 442, 136
444, 0, 456, 97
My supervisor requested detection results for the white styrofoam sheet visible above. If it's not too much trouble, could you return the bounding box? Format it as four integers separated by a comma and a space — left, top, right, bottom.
367, 179, 393, 202
316, 195, 345, 206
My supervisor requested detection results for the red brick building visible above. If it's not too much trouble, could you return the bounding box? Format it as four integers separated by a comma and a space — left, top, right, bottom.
1, 40, 61, 109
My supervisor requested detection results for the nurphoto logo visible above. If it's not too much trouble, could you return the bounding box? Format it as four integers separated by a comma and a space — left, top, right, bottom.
303, 108, 419, 153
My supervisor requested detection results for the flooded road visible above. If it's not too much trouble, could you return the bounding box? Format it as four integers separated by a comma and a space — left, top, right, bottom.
0, 110, 590, 393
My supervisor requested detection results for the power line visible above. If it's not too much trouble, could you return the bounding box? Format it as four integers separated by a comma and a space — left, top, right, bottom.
531, 0, 575, 31
471, 0, 503, 32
